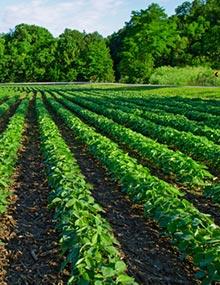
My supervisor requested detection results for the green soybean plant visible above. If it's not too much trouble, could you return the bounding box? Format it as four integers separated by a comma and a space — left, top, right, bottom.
36, 96, 137, 285
45, 94, 220, 284
0, 98, 29, 214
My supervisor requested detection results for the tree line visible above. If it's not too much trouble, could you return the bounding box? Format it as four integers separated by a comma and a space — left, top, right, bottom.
0, 0, 219, 83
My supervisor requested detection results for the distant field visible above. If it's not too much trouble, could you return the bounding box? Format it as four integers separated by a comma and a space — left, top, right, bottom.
0, 84, 220, 284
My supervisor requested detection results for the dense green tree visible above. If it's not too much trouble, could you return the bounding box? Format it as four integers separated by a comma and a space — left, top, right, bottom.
107, 28, 126, 81
77, 32, 115, 82
203, 0, 220, 68
0, 36, 6, 82
0, 0, 219, 83
175, 1, 192, 18
108, 0, 219, 81
173, 0, 220, 68
111, 4, 177, 83
0, 25, 114, 82
3, 24, 56, 82
52, 29, 85, 81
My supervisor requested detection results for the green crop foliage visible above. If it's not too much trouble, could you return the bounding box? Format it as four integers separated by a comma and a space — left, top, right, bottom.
53, 91, 214, 188
36, 95, 136, 285
86, 88, 220, 129
0, 96, 20, 119
124, 97, 220, 130
45, 93, 220, 284
148, 96, 220, 116
68, 94, 220, 172
67, 89, 220, 204
83, 94, 220, 145
0, 98, 29, 214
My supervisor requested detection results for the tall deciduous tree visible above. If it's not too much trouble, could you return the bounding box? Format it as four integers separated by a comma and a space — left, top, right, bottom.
0, 36, 6, 82
78, 32, 115, 82
52, 29, 84, 81
0, 0, 219, 83
4, 24, 56, 82
173, 0, 220, 68
109, 4, 177, 83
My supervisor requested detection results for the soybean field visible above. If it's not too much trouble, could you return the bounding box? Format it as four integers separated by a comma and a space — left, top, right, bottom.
0, 84, 220, 285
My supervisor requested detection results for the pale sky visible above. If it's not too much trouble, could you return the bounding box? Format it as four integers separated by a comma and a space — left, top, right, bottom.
0, 0, 186, 37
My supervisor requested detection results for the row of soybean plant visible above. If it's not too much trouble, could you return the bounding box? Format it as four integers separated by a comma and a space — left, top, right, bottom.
36, 95, 137, 285
45, 92, 220, 284
51, 91, 213, 189
79, 92, 220, 144
113, 92, 220, 129
94, 88, 220, 124
92, 88, 220, 116
0, 93, 29, 213
62, 92, 220, 203
68, 92, 220, 172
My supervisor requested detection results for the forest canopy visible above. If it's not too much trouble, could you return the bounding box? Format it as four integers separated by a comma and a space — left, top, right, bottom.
0, 0, 219, 83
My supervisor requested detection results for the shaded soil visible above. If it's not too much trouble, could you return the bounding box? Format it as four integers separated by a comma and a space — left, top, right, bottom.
0, 98, 68, 285
45, 97, 200, 285
54, 95, 220, 227
0, 100, 21, 133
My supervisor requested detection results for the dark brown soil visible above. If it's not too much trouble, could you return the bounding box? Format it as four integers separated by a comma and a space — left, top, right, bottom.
0, 98, 68, 285
45, 97, 200, 285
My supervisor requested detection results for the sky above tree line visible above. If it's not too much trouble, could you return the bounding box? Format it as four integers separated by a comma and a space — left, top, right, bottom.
0, 0, 190, 36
